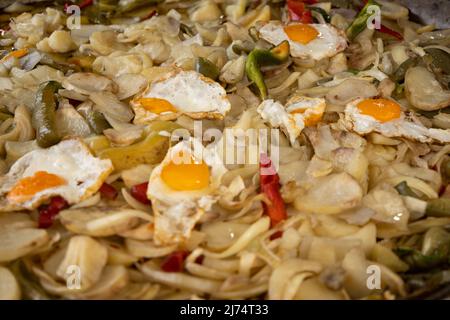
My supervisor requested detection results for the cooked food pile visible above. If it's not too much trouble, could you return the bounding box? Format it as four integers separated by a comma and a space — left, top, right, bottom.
0, 0, 449, 300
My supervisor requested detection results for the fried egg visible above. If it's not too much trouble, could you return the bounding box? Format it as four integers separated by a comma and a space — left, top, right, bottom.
344, 98, 450, 143
257, 95, 326, 145
147, 138, 227, 244
0, 139, 113, 210
259, 21, 347, 60
132, 69, 231, 124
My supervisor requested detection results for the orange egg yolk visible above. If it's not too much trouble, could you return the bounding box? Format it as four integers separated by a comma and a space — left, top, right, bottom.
1, 48, 29, 63
357, 98, 402, 122
290, 109, 323, 126
161, 156, 210, 191
284, 24, 319, 45
7, 171, 66, 202
138, 98, 177, 114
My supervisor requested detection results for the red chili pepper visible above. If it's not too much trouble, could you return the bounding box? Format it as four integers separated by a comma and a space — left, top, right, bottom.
287, 0, 314, 23
99, 182, 118, 200
195, 255, 205, 264
130, 182, 151, 205
259, 154, 287, 227
378, 24, 403, 40
270, 230, 283, 240
78, 0, 94, 9
38, 196, 69, 229
65, 0, 93, 12
161, 250, 189, 272
140, 10, 158, 21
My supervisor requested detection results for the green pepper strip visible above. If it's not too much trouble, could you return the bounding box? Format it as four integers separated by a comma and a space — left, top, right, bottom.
195, 57, 220, 80
118, 0, 162, 13
78, 106, 111, 135
346, 0, 380, 41
0, 111, 12, 121
308, 6, 331, 23
395, 247, 448, 271
245, 40, 290, 99
33, 81, 62, 148
395, 181, 419, 198
426, 198, 450, 217
392, 57, 419, 83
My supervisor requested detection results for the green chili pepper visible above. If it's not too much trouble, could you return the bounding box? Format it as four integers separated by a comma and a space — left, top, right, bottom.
0, 111, 12, 122
395, 247, 447, 271
395, 181, 419, 198
77, 105, 111, 135
245, 40, 290, 99
33, 81, 61, 148
346, 0, 380, 41
441, 158, 450, 182
179, 23, 195, 37
426, 198, 450, 217
392, 57, 419, 83
309, 6, 331, 23
97, 0, 118, 12
118, 0, 162, 13
425, 48, 450, 75
195, 57, 220, 80
395, 227, 450, 271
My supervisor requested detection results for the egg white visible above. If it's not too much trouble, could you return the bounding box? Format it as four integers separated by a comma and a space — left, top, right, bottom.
343, 99, 450, 143
257, 96, 326, 145
259, 21, 347, 60
0, 139, 113, 210
132, 69, 231, 124
147, 137, 228, 244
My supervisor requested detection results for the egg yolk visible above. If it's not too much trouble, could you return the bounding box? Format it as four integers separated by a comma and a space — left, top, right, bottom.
138, 98, 177, 114
284, 24, 319, 45
161, 157, 210, 191
290, 109, 323, 126
357, 98, 401, 122
1, 48, 29, 63
7, 171, 66, 202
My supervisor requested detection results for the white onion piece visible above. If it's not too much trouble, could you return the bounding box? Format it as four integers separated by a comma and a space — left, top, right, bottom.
138, 261, 222, 294
268, 259, 322, 300
0, 266, 21, 300
202, 217, 270, 259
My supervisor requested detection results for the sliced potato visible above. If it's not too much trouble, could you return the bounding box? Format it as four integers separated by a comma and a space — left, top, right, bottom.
405, 66, 450, 111
294, 173, 363, 214
62, 72, 115, 95
114, 74, 147, 100
0, 212, 37, 230
201, 221, 249, 251
68, 265, 128, 299
0, 266, 21, 300
59, 206, 152, 237
0, 228, 49, 262
97, 121, 181, 171
56, 236, 108, 291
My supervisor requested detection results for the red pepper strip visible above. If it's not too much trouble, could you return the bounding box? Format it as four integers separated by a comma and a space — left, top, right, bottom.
65, 0, 93, 12
140, 10, 158, 21
259, 154, 287, 227
38, 196, 69, 229
287, 0, 314, 23
270, 230, 283, 240
195, 255, 205, 264
99, 182, 118, 200
130, 182, 151, 205
78, 0, 94, 9
161, 250, 189, 272
378, 24, 403, 40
